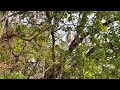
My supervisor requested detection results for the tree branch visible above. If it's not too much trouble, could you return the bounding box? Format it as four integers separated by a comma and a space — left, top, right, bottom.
51, 31, 56, 78
1, 11, 26, 22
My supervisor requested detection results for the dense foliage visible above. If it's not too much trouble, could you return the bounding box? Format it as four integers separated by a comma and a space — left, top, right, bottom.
0, 11, 120, 79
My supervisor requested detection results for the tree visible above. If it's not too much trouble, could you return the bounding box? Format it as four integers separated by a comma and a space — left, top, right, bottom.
0, 11, 120, 79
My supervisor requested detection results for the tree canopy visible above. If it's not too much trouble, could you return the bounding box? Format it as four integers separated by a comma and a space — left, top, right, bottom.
0, 11, 120, 79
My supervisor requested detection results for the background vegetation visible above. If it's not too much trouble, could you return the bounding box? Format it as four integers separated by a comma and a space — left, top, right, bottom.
0, 11, 120, 79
